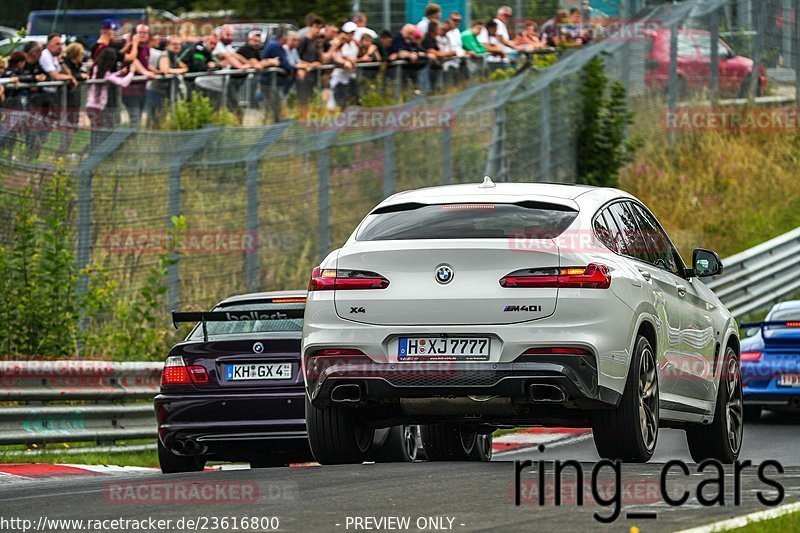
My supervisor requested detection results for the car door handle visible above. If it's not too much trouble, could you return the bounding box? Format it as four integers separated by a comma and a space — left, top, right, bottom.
676, 284, 687, 297
638, 269, 651, 281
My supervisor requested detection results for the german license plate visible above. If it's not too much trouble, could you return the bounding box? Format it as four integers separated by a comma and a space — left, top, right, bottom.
398, 337, 490, 361
778, 374, 800, 387
226, 363, 292, 381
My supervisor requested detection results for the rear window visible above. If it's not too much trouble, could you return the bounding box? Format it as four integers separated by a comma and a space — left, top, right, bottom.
355, 202, 578, 241
188, 302, 303, 339
770, 309, 800, 322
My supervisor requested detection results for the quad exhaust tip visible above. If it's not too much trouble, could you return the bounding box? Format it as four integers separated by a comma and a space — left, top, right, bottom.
331, 383, 363, 403
529, 383, 566, 403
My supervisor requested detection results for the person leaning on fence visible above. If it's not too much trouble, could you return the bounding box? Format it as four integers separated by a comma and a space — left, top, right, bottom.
0, 57, 19, 107
39, 34, 77, 120
120, 24, 158, 127
329, 21, 360, 110
478, 20, 508, 67
237, 30, 278, 70
63, 42, 88, 124
540, 9, 569, 47
145, 37, 188, 127
515, 20, 547, 52
2, 52, 40, 110
353, 12, 378, 43
422, 21, 456, 90
86, 47, 135, 145
295, 19, 323, 107
390, 24, 429, 93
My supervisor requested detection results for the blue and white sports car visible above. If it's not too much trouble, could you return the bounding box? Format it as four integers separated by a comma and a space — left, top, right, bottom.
740, 300, 800, 420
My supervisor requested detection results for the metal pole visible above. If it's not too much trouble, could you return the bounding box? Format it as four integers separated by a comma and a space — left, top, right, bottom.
383, 135, 396, 198
245, 158, 260, 292
668, 23, 679, 146
539, 87, 551, 181
748, 2, 767, 98
795, 0, 800, 96
167, 165, 181, 312
382, 0, 391, 31
317, 149, 330, 262
710, 7, 720, 104
783, 0, 792, 70
441, 125, 453, 185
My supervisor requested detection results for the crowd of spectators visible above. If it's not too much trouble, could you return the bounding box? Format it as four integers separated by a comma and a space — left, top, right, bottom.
0, 4, 597, 126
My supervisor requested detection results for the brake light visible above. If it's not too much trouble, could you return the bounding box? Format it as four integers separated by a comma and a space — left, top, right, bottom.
500, 264, 611, 289
161, 356, 209, 386
523, 347, 592, 356
741, 351, 762, 362
308, 267, 390, 291
787, 322, 800, 328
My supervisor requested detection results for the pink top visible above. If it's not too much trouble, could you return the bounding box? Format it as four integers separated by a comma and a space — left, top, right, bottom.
86, 67, 135, 110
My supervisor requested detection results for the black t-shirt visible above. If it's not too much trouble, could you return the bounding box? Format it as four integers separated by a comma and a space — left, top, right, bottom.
237, 44, 261, 61
421, 35, 439, 51
90, 40, 124, 63
297, 36, 320, 63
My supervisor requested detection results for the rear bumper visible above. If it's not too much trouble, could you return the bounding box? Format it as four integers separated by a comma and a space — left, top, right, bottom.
306, 354, 620, 411
154, 390, 307, 453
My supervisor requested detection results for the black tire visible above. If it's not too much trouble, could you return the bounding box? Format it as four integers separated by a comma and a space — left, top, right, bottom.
305, 396, 374, 465
686, 347, 743, 464
157, 440, 206, 474
592, 335, 659, 463
421, 423, 478, 461
370, 425, 419, 462
743, 405, 762, 423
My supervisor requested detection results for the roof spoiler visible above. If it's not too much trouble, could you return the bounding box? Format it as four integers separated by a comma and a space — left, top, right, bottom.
740, 320, 800, 332
171, 307, 305, 342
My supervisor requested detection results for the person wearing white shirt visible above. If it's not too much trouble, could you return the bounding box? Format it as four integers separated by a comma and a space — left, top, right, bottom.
330, 22, 360, 109
478, 6, 518, 54
417, 3, 442, 35
39, 34, 76, 95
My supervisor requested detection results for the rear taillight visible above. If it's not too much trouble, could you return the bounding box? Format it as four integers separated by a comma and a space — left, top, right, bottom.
161, 356, 209, 386
787, 322, 800, 328
741, 351, 763, 362
523, 347, 592, 356
500, 264, 611, 289
308, 266, 390, 291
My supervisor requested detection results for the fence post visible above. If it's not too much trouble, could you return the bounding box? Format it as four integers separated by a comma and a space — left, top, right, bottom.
75, 130, 135, 314
748, 1, 767, 98
539, 86, 551, 181
795, 0, 800, 96
383, 134, 396, 198
710, 7, 720, 104
317, 148, 330, 262
441, 125, 453, 185
667, 23, 679, 146
167, 164, 181, 311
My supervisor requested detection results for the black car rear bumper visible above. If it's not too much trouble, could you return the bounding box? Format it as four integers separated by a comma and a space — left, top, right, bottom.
155, 390, 308, 456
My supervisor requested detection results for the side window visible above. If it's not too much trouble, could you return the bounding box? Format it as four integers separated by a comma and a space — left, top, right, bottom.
630, 203, 681, 275
605, 202, 641, 260
593, 211, 617, 253
678, 34, 699, 57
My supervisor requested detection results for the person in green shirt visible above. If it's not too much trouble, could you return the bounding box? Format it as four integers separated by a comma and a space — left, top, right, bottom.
461, 21, 487, 55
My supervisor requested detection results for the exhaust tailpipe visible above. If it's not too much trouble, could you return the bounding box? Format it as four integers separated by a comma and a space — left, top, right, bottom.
791, 396, 800, 408
171, 440, 185, 454
529, 384, 566, 403
331, 383, 363, 403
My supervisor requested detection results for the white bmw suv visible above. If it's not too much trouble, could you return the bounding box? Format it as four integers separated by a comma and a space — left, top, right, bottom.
301, 180, 743, 464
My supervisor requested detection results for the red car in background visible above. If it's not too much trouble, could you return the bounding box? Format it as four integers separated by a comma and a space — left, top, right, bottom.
646, 29, 767, 96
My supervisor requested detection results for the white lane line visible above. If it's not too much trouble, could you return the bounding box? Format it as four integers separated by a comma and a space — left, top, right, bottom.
492, 432, 593, 458
673, 500, 800, 533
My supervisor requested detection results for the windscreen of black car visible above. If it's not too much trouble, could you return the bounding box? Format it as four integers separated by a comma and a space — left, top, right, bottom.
188, 302, 303, 339
355, 202, 578, 241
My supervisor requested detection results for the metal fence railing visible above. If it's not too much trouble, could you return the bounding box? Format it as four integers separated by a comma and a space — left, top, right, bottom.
705, 227, 800, 318
0, 361, 160, 453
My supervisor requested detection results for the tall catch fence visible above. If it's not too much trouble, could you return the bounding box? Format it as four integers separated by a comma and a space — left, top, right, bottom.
0, 1, 792, 314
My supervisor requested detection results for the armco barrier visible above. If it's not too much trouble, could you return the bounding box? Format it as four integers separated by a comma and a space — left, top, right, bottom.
704, 227, 800, 318
0, 361, 161, 452
0, 228, 797, 452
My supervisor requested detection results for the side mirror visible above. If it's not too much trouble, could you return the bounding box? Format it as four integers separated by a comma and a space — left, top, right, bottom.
691, 248, 723, 278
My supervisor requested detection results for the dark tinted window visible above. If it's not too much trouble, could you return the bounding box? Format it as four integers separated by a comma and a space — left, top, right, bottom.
604, 202, 638, 256
629, 203, 680, 275
188, 302, 303, 339
594, 211, 618, 253
356, 203, 578, 241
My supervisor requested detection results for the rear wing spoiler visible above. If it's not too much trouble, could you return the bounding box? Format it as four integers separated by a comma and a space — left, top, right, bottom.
740, 321, 800, 332
171, 308, 305, 342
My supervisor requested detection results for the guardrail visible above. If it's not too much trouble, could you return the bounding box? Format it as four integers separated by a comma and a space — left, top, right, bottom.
0, 361, 161, 454
705, 227, 800, 318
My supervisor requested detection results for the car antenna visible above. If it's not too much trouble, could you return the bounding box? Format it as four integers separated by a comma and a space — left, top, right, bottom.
479, 176, 496, 188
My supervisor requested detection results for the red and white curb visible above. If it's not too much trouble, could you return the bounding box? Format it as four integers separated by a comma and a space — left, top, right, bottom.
0, 463, 157, 484
492, 427, 592, 454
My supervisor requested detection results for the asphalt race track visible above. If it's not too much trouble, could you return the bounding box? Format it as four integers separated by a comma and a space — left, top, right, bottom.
1, 412, 798, 532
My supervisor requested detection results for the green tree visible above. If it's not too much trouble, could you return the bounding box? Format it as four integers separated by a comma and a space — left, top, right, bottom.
576, 54, 635, 188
